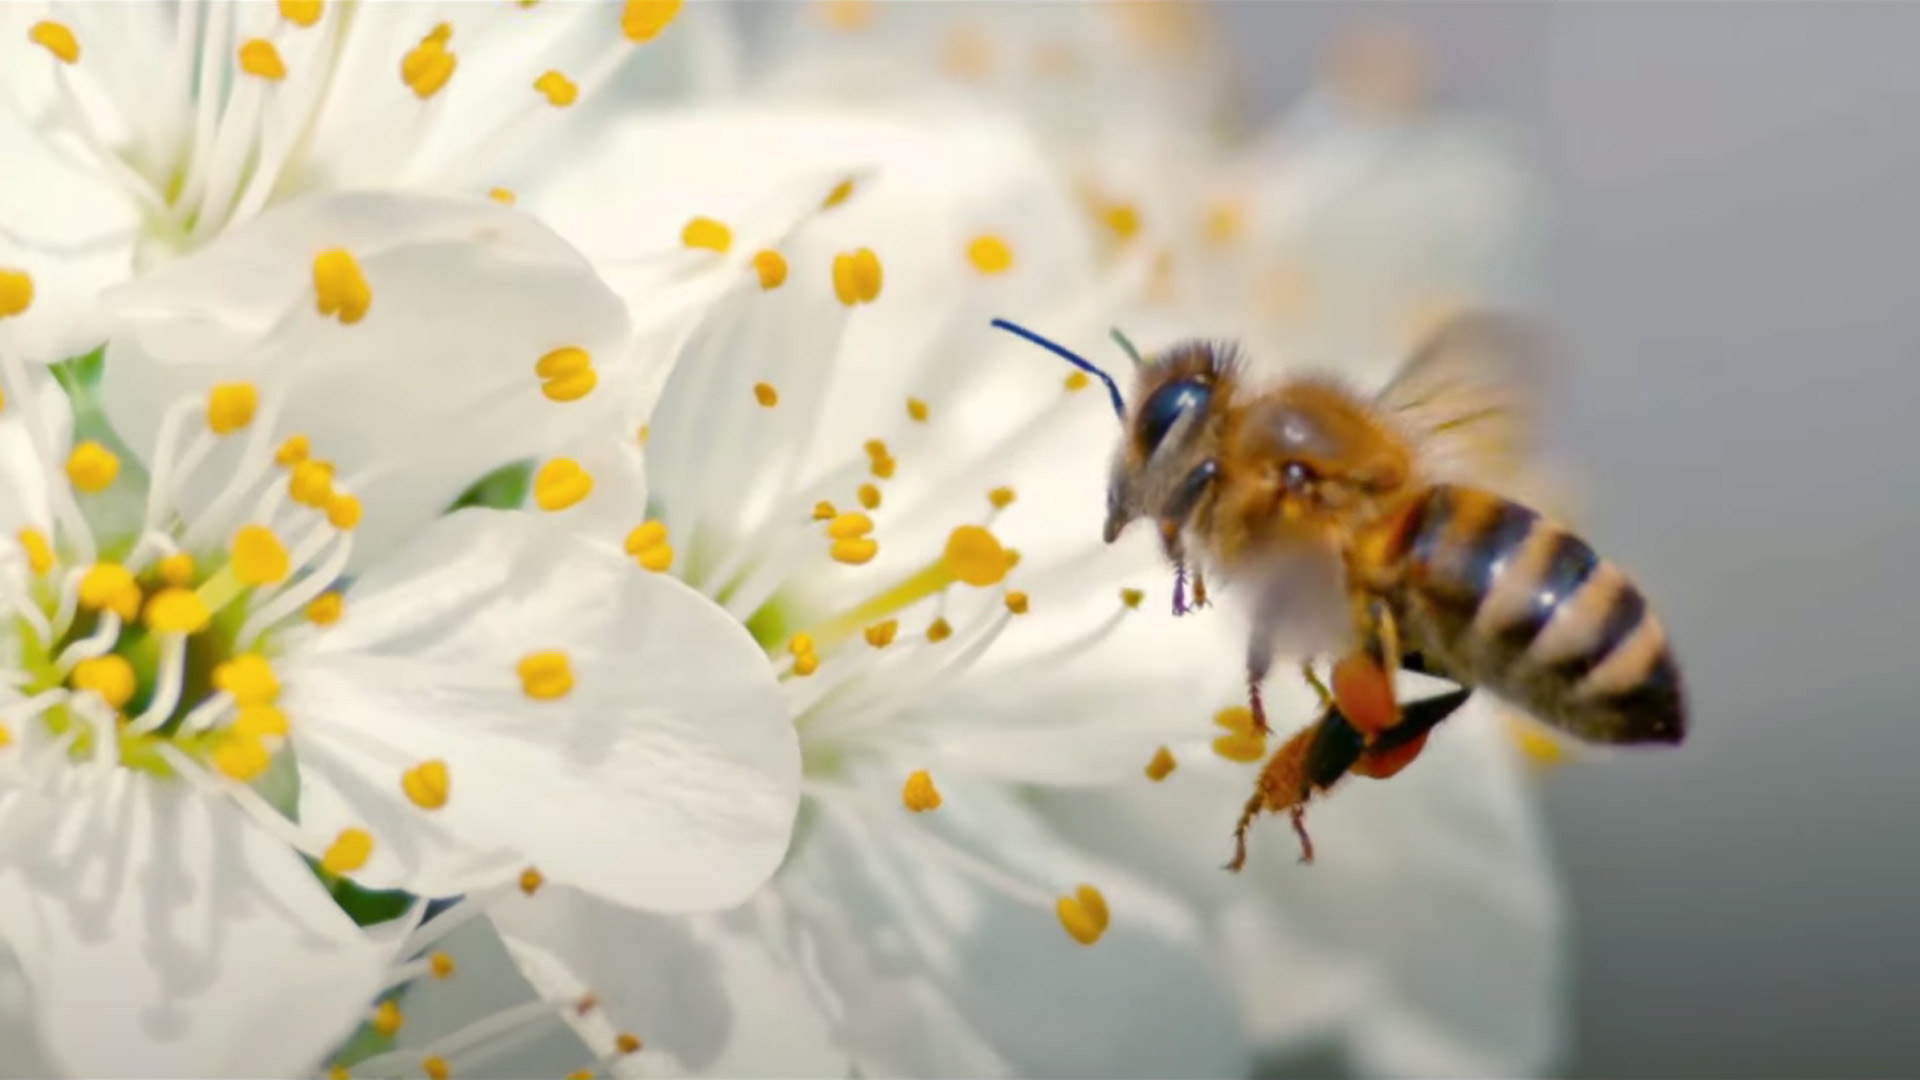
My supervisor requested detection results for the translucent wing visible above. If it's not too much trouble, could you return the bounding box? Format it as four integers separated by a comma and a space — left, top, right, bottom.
1374, 312, 1548, 492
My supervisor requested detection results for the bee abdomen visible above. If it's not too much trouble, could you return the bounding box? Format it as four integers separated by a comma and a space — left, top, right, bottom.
1394, 484, 1686, 746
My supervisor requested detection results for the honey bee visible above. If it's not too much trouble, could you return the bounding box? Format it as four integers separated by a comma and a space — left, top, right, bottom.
992, 314, 1686, 870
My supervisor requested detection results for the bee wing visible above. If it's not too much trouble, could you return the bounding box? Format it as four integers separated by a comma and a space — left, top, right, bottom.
1374, 312, 1548, 491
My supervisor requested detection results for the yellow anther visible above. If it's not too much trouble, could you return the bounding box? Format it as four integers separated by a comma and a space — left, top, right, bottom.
1004, 548, 1022, 570
636, 424, 650, 446
0, 723, 10, 749
157, 552, 195, 587
28, 21, 78, 64
231, 525, 291, 587
1056, 884, 1109, 945
869, 454, 896, 480
926, 617, 952, 643
940, 24, 992, 79
856, 483, 881, 510
751, 250, 787, 290
966, 234, 1014, 275
519, 867, 545, 895
322, 828, 373, 875
488, 187, 516, 205
0, 270, 31, 319
234, 704, 290, 738
535, 346, 597, 403
429, 952, 454, 979
401, 29, 456, 98
275, 434, 311, 467
214, 654, 280, 706
1102, 202, 1141, 242
518, 650, 574, 701
329, 1066, 349, 1080
1145, 746, 1177, 781
1511, 718, 1570, 768
987, 486, 1016, 510
791, 653, 818, 677
863, 438, 888, 459
533, 70, 577, 107
831, 538, 878, 565
326, 493, 362, 531
71, 655, 136, 709
901, 769, 942, 812
146, 587, 211, 635
636, 543, 672, 573
212, 734, 272, 782
238, 38, 287, 80
753, 382, 778, 408
621, 0, 681, 42
306, 591, 344, 625
1211, 705, 1267, 763
822, 178, 856, 208
422, 1054, 448, 1080
79, 563, 141, 621
826, 512, 873, 540
279, 0, 323, 28
787, 633, 815, 658
312, 250, 371, 324
1004, 591, 1029, 615
566, 1072, 590, 1080
16, 528, 51, 576
1203, 199, 1245, 245
1120, 587, 1144, 609
616, 1033, 643, 1055
65, 442, 120, 493
371, 999, 403, 1037
1064, 371, 1090, 392
811, 501, 837, 522
401, 760, 450, 810
942, 525, 1007, 587
906, 397, 929, 423
680, 216, 732, 254
819, 0, 873, 31
426, 22, 452, 45
863, 620, 897, 648
831, 249, 883, 305
532, 458, 592, 511
624, 521, 668, 556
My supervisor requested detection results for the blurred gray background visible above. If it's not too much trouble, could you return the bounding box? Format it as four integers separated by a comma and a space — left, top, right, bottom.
1217, 3, 1920, 1076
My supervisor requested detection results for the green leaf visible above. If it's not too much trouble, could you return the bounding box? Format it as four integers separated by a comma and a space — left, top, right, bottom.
446, 460, 533, 512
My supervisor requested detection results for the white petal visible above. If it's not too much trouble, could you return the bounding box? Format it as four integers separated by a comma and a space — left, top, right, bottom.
0, 370, 73, 537
0, 774, 412, 1078
96, 191, 633, 565
0, 945, 58, 1078
284, 508, 800, 912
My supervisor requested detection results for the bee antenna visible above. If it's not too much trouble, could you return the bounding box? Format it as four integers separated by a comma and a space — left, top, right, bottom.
989, 317, 1127, 420
1109, 327, 1146, 367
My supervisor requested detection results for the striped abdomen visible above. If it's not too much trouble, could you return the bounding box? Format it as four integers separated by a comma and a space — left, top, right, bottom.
1382, 484, 1685, 745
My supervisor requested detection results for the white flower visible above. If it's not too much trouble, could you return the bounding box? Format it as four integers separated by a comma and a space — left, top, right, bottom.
343, 107, 1255, 1080
0, 189, 798, 1076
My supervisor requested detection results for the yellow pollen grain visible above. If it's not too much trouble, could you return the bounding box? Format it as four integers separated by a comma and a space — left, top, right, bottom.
65, 442, 119, 493
856, 483, 881, 510
532, 458, 592, 511
71, 655, 136, 709
519, 867, 545, 895
926, 617, 952, 643
616, 1033, 643, 1055
1064, 371, 1090, 392
822, 178, 856, 208
0, 270, 30, 319
1119, 587, 1144, 609
214, 654, 280, 706
157, 552, 196, 587
79, 563, 141, 621
986, 486, 1016, 510
146, 587, 211, 635
275, 434, 311, 467
401, 30, 456, 98
906, 397, 929, 423
901, 769, 941, 812
213, 734, 272, 782
402, 760, 450, 810
238, 38, 287, 80
322, 828, 373, 875
1004, 591, 1029, 615
826, 512, 873, 540
864, 619, 897, 648
422, 1054, 448, 1080
518, 650, 574, 701
533, 69, 578, 107
680, 216, 732, 254
326, 493, 362, 530
204, 382, 259, 435
279, 0, 324, 27
831, 538, 878, 565
621, 0, 682, 42
536, 346, 597, 403
1056, 884, 1109, 945
1145, 746, 1177, 781
792, 653, 819, 677
752, 249, 788, 290
831, 248, 883, 305
430, 952, 454, 979
811, 501, 837, 522
312, 250, 371, 324
231, 525, 291, 586
370, 999, 403, 1037
753, 382, 778, 408
966, 234, 1014, 275
488, 187, 516, 205
16, 528, 51, 576
942, 525, 1007, 587
28, 21, 79, 64
306, 591, 344, 625
234, 704, 290, 738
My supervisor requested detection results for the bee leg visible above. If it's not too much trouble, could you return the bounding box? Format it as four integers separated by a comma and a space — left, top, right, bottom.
1227, 703, 1366, 871
1354, 686, 1473, 779
1160, 461, 1218, 617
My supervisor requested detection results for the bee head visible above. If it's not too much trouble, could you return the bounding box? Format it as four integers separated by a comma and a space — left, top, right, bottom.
1104, 343, 1232, 542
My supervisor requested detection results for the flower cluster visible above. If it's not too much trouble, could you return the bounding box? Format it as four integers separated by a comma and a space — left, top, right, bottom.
0, 4, 1567, 1079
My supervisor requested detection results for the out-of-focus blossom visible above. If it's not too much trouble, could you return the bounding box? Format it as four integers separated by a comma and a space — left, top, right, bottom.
0, 190, 799, 1077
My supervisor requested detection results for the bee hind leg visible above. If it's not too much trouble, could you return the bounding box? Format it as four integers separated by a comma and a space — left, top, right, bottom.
1226, 702, 1367, 871
1354, 686, 1473, 780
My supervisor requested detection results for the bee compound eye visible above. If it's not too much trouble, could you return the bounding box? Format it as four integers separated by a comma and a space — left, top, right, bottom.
1140, 378, 1211, 455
